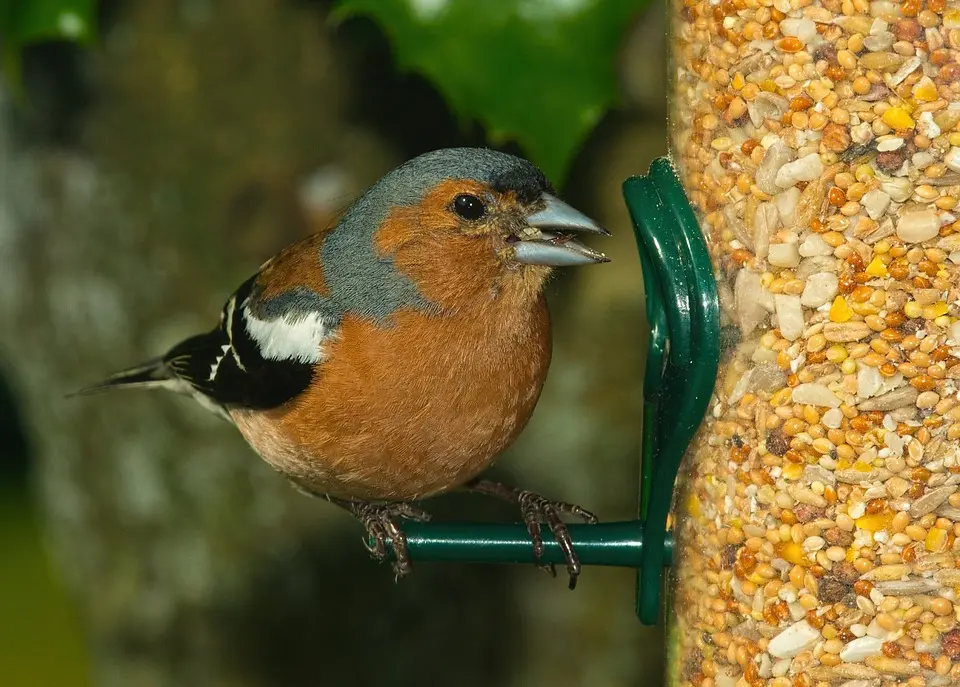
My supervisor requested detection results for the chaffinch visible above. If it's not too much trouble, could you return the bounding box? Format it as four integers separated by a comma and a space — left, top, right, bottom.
76, 147, 610, 588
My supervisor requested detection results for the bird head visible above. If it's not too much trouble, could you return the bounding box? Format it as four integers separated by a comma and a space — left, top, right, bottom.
345, 148, 609, 310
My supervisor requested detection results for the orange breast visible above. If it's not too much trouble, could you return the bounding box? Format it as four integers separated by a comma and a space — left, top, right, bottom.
230, 295, 551, 501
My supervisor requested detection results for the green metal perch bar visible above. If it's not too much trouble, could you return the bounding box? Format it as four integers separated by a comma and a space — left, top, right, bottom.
386, 522, 674, 568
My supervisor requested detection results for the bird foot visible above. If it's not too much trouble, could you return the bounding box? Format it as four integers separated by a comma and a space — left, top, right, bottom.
465, 478, 598, 589
327, 497, 431, 580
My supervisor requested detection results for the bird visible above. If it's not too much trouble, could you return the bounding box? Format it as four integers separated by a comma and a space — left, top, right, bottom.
74, 147, 610, 588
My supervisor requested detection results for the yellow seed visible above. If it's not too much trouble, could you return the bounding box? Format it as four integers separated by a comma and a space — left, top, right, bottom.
855, 164, 874, 182
849, 343, 870, 358
782, 463, 803, 480
931, 302, 949, 318
937, 196, 957, 211
732, 72, 745, 90
851, 301, 880, 317
830, 296, 854, 322
841, 358, 857, 375
892, 511, 910, 532
856, 512, 895, 532
916, 185, 939, 201
837, 49, 857, 69
836, 444, 855, 461
904, 301, 923, 319
913, 76, 938, 102
799, 594, 818, 610
783, 279, 805, 296
823, 231, 845, 247
947, 132, 960, 147
711, 137, 733, 151
930, 597, 953, 616
882, 107, 915, 131
771, 388, 793, 407
826, 345, 848, 363
926, 528, 947, 552
866, 256, 888, 277
813, 438, 835, 454
776, 540, 805, 565
876, 613, 900, 632
905, 524, 927, 541
874, 241, 890, 255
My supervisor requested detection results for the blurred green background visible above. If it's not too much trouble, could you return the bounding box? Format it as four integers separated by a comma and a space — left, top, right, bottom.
0, 1, 670, 684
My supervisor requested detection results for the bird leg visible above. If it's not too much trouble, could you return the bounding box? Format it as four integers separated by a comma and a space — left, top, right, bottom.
463, 478, 598, 589
325, 496, 432, 580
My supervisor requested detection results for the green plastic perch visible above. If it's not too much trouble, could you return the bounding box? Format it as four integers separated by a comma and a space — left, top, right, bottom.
388, 522, 673, 568
381, 157, 719, 625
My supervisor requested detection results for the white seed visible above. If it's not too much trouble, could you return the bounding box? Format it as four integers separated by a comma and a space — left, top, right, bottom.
792, 383, 841, 407
801, 272, 839, 308
861, 189, 891, 220
769, 242, 801, 268
776, 154, 824, 188
780, 17, 818, 42
876, 136, 904, 152
775, 187, 800, 225
858, 366, 884, 399
775, 294, 804, 341
946, 147, 960, 174
880, 177, 912, 203
826, 546, 846, 562
768, 620, 822, 658
799, 234, 834, 257
822, 408, 843, 429
839, 636, 884, 663
757, 140, 795, 195
896, 210, 940, 243
917, 112, 941, 139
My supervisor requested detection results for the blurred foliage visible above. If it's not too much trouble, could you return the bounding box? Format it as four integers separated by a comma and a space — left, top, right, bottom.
0, 486, 90, 686
0, 0, 95, 89
1, 0, 651, 183
334, 0, 648, 182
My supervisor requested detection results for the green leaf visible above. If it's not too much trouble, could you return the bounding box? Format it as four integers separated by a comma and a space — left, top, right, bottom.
0, 0, 97, 98
335, 0, 647, 184
1, 0, 96, 44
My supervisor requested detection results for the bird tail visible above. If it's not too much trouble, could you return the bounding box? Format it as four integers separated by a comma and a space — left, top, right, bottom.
67, 358, 174, 398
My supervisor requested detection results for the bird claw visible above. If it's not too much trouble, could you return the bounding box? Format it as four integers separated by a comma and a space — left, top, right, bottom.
466, 479, 598, 590
327, 498, 432, 579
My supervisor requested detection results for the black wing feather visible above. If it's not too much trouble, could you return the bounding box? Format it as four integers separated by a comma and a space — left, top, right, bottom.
164, 276, 315, 410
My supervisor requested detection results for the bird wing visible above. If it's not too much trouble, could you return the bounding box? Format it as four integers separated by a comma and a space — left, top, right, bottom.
163, 272, 338, 410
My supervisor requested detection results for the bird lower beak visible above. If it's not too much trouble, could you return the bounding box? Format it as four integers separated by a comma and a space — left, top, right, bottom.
510, 194, 611, 266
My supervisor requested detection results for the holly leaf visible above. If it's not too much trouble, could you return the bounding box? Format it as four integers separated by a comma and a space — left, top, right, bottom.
1, 0, 97, 93
334, 0, 647, 184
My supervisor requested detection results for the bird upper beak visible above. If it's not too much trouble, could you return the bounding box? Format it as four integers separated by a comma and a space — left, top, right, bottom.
511, 194, 611, 266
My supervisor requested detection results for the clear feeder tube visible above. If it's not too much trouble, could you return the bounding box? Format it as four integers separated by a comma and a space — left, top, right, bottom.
667, 0, 960, 685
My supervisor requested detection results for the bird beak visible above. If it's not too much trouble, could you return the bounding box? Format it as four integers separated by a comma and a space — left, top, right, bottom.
511, 194, 611, 266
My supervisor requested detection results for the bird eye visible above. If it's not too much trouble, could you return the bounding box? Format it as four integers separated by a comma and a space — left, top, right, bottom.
452, 194, 486, 221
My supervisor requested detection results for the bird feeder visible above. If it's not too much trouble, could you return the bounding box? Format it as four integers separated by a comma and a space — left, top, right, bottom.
385, 156, 720, 629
